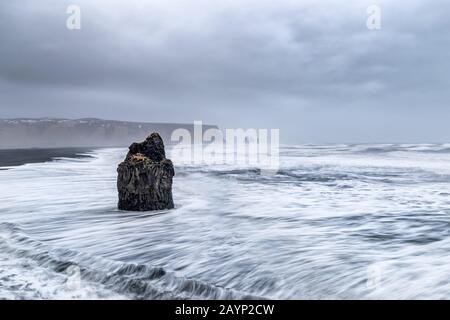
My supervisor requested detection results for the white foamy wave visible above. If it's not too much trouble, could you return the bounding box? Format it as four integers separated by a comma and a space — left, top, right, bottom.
1, 144, 450, 299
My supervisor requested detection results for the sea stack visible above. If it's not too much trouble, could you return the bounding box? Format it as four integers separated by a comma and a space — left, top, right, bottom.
117, 133, 175, 211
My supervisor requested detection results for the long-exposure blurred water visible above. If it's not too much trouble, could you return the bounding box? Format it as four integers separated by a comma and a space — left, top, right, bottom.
1, 144, 450, 299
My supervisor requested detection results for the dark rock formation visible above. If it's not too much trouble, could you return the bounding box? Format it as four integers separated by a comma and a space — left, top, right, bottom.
117, 133, 175, 211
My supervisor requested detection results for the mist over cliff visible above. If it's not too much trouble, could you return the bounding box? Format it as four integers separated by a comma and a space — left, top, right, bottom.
0, 118, 218, 149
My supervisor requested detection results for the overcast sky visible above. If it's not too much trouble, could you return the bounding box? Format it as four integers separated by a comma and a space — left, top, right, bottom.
0, 0, 449, 143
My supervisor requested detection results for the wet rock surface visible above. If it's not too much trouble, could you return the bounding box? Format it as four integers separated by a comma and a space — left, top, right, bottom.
117, 133, 174, 211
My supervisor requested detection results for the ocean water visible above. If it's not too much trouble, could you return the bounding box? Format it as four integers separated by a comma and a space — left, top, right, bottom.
1, 144, 450, 299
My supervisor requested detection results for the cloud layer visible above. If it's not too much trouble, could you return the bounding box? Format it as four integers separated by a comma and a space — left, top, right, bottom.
1, 0, 449, 142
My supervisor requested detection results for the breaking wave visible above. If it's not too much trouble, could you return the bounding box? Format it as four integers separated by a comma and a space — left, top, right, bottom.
1, 144, 450, 299
0, 222, 259, 300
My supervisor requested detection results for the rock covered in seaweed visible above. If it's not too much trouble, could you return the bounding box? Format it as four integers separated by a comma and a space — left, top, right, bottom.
117, 133, 175, 211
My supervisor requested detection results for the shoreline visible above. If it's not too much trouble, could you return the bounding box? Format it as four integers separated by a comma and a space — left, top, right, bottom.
0, 147, 95, 169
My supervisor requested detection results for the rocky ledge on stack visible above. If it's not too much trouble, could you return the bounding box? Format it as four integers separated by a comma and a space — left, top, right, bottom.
117, 133, 175, 211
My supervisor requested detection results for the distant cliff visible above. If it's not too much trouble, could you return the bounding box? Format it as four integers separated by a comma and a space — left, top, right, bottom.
0, 118, 218, 149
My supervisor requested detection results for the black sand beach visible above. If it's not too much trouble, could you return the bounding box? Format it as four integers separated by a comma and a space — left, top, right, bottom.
0, 148, 94, 169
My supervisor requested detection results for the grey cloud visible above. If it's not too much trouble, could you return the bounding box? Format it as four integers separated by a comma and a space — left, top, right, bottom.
1, 0, 450, 143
